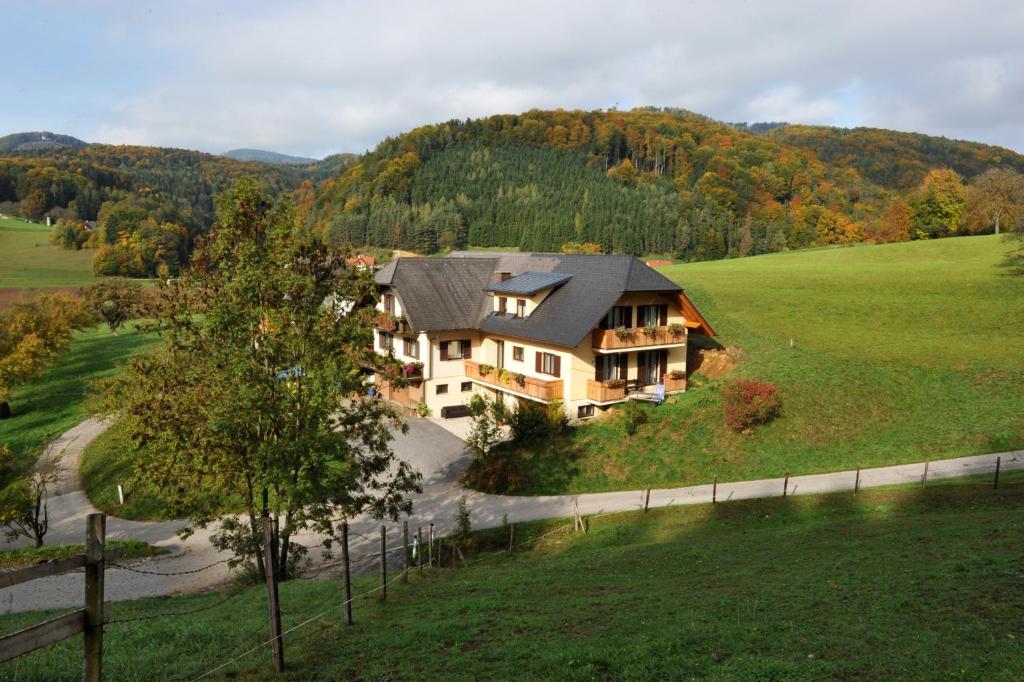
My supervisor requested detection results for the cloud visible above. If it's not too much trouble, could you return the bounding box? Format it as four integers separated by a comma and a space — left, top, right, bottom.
7, 0, 1024, 155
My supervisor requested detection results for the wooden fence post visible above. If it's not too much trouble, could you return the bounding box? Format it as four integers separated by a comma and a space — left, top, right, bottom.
84, 513, 105, 682
783, 471, 789, 498
262, 517, 284, 672
379, 525, 387, 602
402, 521, 409, 584
428, 523, 434, 567
922, 460, 929, 486
341, 521, 352, 626
508, 523, 514, 554
417, 526, 423, 575
854, 467, 861, 494
994, 456, 1001, 490
643, 489, 651, 512
712, 476, 717, 504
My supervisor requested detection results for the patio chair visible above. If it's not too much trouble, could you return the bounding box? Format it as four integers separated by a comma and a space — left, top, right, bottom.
650, 383, 665, 405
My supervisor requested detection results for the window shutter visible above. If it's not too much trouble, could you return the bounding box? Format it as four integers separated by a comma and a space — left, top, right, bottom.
553, 355, 561, 378
535, 352, 542, 373
461, 340, 470, 359
659, 304, 668, 325
659, 349, 668, 378
440, 342, 449, 361
624, 306, 633, 328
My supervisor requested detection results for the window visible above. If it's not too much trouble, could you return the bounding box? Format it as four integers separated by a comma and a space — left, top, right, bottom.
440, 339, 471, 360
516, 299, 526, 318
596, 354, 627, 381
498, 272, 511, 282
382, 293, 395, 315
536, 351, 560, 377
378, 331, 393, 351
498, 297, 508, 315
436, 384, 449, 395
461, 381, 473, 392
601, 305, 632, 329
637, 304, 667, 327
512, 346, 524, 361
578, 404, 595, 419
403, 337, 419, 358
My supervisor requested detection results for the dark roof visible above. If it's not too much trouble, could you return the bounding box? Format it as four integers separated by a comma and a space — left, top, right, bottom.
377, 253, 684, 347
375, 257, 496, 332
484, 271, 573, 295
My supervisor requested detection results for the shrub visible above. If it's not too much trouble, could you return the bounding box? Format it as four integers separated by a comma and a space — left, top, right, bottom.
479, 363, 493, 376
463, 449, 524, 494
512, 372, 526, 386
605, 378, 626, 389
453, 496, 472, 550
622, 400, 648, 436
510, 401, 551, 443
668, 369, 686, 379
723, 378, 781, 433
643, 324, 658, 337
668, 322, 685, 335
546, 399, 567, 434
614, 326, 632, 340
415, 402, 430, 417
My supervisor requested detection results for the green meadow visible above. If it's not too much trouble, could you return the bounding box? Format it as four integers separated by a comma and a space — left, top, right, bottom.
0, 216, 95, 288
496, 235, 1024, 494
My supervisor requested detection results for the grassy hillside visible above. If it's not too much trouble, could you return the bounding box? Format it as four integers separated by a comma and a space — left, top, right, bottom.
1, 475, 1021, 680
0, 324, 159, 490
493, 235, 1024, 494
0, 216, 94, 288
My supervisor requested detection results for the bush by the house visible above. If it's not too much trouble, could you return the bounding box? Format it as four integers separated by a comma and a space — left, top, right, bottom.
723, 379, 781, 432
622, 400, 648, 436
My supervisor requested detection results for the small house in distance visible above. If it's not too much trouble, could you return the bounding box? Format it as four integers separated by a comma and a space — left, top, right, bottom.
371, 252, 714, 421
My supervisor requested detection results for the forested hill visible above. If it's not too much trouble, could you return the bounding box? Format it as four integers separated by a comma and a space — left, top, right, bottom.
0, 131, 88, 153
0, 144, 301, 276
303, 108, 1024, 259
222, 148, 319, 165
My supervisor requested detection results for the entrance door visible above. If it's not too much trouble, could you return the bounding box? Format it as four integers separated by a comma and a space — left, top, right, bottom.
637, 350, 667, 386
495, 340, 505, 370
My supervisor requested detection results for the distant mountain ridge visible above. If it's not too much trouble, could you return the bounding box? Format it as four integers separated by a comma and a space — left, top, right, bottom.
0, 131, 88, 153
222, 148, 318, 165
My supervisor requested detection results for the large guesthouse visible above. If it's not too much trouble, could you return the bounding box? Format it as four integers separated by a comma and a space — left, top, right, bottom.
371, 252, 715, 421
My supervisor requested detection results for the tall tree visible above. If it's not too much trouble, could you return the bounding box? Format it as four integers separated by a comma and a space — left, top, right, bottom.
964, 168, 1024, 235
875, 198, 914, 243
911, 169, 966, 237
98, 178, 421, 581
82, 279, 143, 335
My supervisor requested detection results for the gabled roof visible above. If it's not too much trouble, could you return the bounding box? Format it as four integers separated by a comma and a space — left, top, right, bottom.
375, 257, 496, 332
378, 252, 693, 348
484, 272, 573, 295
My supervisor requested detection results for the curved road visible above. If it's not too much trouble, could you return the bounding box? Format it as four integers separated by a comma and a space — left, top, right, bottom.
1, 418, 1021, 614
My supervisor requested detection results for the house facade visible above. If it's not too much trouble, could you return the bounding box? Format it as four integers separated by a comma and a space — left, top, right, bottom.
372, 252, 714, 421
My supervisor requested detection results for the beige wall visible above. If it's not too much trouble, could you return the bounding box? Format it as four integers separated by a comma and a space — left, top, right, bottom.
606, 292, 685, 326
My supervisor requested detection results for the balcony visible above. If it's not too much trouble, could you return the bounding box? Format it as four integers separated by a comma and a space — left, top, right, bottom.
586, 379, 626, 403
375, 311, 412, 334
464, 360, 563, 403
592, 325, 687, 352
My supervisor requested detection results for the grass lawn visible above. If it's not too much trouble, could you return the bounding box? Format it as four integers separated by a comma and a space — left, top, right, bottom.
0, 539, 166, 570
0, 216, 95, 288
0, 323, 159, 488
493, 235, 1024, 494
1, 473, 1021, 680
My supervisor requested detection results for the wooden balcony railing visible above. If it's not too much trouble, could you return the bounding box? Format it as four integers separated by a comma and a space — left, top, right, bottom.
375, 312, 411, 334
586, 379, 626, 403
592, 326, 687, 351
464, 360, 563, 402
663, 373, 687, 393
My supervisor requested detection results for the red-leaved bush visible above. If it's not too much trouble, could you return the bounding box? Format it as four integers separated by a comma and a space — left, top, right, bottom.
723, 379, 781, 433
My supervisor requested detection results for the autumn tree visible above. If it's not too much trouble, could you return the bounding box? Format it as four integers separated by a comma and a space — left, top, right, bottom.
82, 279, 143, 335
0, 458, 60, 547
874, 198, 914, 243
911, 169, 966, 237
560, 241, 602, 254
97, 177, 420, 583
0, 293, 93, 418
964, 168, 1024, 235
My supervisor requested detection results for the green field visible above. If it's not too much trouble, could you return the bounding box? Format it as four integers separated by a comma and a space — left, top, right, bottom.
0, 324, 159, 488
0, 216, 95, 288
1, 474, 1021, 680
494, 235, 1024, 494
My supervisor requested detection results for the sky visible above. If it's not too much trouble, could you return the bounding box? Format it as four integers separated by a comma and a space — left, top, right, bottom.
5, 0, 1024, 158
